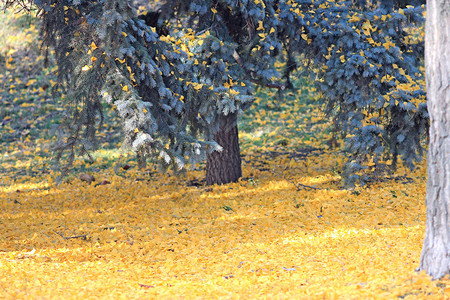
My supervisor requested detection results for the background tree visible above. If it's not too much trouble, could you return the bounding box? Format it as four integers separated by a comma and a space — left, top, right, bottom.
3, 0, 428, 186
418, 0, 450, 279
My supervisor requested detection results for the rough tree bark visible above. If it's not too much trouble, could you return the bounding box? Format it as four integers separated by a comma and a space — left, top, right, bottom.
206, 113, 242, 185
418, 0, 450, 279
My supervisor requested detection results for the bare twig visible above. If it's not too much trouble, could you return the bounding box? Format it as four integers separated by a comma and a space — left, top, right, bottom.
284, 176, 320, 191
2, 0, 34, 12
276, 167, 321, 191
121, 226, 134, 245
138, 283, 155, 288
54, 231, 88, 240
294, 181, 321, 191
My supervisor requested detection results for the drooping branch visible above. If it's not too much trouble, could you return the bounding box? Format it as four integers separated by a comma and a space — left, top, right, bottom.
232, 50, 286, 90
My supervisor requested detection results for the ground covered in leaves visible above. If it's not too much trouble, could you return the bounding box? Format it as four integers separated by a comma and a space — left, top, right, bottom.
1, 8, 449, 300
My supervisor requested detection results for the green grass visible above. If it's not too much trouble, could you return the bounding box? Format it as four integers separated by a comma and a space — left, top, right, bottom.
239, 75, 332, 154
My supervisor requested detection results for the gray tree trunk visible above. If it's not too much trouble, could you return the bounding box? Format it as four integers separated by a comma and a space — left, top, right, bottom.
418, 0, 450, 280
206, 113, 242, 185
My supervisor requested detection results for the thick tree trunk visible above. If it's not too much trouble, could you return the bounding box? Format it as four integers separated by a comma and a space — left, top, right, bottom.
206, 113, 242, 185
418, 0, 450, 279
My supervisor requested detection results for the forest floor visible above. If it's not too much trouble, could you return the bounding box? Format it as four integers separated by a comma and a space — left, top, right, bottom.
0, 8, 449, 299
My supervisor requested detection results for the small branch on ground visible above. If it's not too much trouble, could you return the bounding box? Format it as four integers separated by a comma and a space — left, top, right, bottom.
138, 283, 155, 288
54, 231, 88, 240
285, 177, 320, 191
277, 167, 321, 191
121, 227, 134, 245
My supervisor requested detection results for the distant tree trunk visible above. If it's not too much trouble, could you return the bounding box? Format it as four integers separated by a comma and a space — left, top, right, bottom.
418, 0, 450, 280
206, 113, 242, 185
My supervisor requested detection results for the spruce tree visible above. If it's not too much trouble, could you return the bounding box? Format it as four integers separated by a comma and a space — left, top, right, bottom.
3, 0, 428, 186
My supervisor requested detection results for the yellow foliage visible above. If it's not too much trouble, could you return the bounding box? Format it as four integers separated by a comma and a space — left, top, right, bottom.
0, 151, 444, 298
0, 75, 442, 296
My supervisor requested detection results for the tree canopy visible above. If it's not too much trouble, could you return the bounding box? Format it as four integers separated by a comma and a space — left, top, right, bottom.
3, 0, 427, 185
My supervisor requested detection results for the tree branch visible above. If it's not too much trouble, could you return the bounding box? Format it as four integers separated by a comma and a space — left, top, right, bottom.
233, 50, 286, 90
54, 231, 88, 240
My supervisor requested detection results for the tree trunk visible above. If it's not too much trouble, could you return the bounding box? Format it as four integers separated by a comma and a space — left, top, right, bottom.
206, 113, 242, 185
418, 0, 450, 279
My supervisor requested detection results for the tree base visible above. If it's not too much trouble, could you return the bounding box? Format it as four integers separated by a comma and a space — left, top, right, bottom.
206, 113, 242, 185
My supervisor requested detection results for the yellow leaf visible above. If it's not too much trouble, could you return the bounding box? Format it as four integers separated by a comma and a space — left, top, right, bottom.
257, 21, 264, 31
134, 128, 139, 133
193, 83, 203, 90
349, 14, 360, 22
122, 85, 129, 92
81, 65, 90, 71
26, 79, 37, 86
361, 20, 372, 36
301, 34, 308, 41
